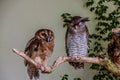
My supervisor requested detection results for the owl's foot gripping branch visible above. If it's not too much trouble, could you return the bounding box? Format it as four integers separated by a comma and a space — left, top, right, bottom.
13, 48, 120, 76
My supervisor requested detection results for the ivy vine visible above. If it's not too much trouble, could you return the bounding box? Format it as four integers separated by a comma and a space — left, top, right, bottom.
61, 74, 81, 80
86, 0, 120, 80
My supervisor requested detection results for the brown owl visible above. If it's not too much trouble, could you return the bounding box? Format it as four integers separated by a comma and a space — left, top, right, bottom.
108, 28, 120, 64
24, 29, 54, 80
65, 16, 89, 69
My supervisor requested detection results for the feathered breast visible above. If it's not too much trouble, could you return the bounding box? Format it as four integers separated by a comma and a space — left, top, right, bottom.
65, 28, 88, 57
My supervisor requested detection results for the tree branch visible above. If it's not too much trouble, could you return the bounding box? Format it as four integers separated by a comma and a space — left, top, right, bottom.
12, 48, 120, 76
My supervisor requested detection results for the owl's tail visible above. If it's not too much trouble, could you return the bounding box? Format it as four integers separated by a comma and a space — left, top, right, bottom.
69, 62, 84, 69
27, 65, 39, 80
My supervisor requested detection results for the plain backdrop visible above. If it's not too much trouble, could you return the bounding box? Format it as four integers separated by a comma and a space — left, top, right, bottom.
0, 0, 97, 80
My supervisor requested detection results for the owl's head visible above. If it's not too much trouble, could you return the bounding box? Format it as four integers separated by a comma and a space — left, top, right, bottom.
35, 29, 54, 42
64, 16, 89, 30
112, 28, 120, 37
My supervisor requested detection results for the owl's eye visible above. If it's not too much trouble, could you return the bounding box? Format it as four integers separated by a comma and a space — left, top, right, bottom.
71, 23, 74, 26
41, 33, 47, 37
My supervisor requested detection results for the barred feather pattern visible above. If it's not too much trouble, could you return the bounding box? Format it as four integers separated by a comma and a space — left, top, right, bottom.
67, 33, 88, 57
66, 23, 89, 69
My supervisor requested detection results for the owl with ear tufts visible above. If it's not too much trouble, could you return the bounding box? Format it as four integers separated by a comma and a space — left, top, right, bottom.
65, 16, 89, 69
24, 29, 54, 80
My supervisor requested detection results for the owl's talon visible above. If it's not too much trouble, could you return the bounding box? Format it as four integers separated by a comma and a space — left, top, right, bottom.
41, 66, 52, 73
37, 64, 45, 71
56, 56, 63, 61
72, 56, 81, 60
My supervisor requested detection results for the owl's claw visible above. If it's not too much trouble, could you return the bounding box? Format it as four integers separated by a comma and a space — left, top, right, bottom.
37, 63, 52, 73
41, 66, 52, 73
56, 56, 69, 64
37, 63, 45, 71
72, 56, 81, 60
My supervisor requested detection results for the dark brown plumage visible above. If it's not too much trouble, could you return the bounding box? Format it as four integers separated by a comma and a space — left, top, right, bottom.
108, 31, 120, 63
24, 29, 54, 80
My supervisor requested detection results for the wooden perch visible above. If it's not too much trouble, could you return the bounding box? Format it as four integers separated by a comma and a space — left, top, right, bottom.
12, 48, 120, 76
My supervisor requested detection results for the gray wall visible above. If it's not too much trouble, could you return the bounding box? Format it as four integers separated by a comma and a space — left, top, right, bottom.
0, 0, 97, 80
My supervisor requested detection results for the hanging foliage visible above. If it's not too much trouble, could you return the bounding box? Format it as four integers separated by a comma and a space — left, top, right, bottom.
85, 0, 120, 79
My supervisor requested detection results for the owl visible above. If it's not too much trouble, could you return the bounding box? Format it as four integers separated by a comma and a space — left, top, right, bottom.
108, 28, 120, 64
24, 29, 54, 80
65, 16, 89, 69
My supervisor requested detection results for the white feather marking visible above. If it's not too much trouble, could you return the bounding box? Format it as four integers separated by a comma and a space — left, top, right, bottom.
34, 57, 41, 64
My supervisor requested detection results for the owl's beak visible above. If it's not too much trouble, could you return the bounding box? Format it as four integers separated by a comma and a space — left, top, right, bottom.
75, 25, 78, 30
46, 36, 51, 42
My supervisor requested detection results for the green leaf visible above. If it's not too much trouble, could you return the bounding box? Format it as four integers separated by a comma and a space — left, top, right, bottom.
61, 13, 71, 19
63, 23, 69, 28
61, 74, 69, 80
90, 7, 95, 12
89, 53, 96, 57
86, 0, 94, 7
74, 78, 81, 80
90, 64, 100, 70
61, 13, 72, 28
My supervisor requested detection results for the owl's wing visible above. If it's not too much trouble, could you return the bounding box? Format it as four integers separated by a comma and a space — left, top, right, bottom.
24, 37, 40, 66
65, 28, 69, 56
85, 25, 89, 46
